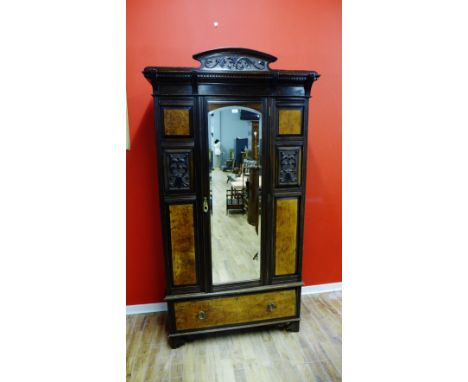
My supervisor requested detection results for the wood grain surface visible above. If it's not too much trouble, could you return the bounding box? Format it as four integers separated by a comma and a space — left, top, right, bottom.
275, 198, 298, 275
169, 204, 196, 285
127, 291, 342, 382
174, 290, 296, 331
278, 109, 302, 135
163, 109, 190, 136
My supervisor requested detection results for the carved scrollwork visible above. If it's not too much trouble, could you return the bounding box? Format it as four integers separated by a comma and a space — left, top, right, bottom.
278, 148, 300, 186
166, 151, 191, 191
201, 56, 267, 71
204, 57, 221, 69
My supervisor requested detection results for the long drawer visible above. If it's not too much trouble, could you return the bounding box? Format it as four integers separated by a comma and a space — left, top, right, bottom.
173, 289, 297, 331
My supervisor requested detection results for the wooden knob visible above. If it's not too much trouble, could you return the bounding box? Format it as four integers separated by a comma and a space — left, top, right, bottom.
267, 303, 277, 312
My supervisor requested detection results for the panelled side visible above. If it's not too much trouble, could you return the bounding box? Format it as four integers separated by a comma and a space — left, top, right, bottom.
272, 100, 308, 281
156, 98, 203, 294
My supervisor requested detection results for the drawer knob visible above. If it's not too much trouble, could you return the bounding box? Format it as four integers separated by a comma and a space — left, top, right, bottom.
267, 303, 277, 312
197, 310, 206, 320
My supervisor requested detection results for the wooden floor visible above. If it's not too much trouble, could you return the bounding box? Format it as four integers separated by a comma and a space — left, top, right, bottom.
126, 291, 342, 382
210, 169, 261, 285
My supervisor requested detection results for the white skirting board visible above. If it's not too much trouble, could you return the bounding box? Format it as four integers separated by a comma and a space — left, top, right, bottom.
126, 282, 342, 315
126, 302, 168, 315
301, 282, 342, 295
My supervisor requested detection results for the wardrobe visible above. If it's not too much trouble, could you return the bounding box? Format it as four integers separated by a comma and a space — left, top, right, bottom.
143, 48, 319, 348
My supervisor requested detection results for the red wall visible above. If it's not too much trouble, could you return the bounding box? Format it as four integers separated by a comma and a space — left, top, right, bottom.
127, 0, 341, 305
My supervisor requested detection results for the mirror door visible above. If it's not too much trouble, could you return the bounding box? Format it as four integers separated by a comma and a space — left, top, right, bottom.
205, 103, 264, 286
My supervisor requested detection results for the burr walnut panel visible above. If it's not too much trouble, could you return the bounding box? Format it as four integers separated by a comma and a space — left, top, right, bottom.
174, 289, 297, 331
278, 109, 302, 135
169, 204, 197, 285
163, 109, 191, 136
275, 198, 299, 275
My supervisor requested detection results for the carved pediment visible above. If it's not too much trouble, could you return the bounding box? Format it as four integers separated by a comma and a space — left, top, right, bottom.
193, 48, 277, 72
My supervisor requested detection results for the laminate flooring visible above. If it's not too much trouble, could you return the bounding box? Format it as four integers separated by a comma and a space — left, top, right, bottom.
210, 169, 261, 285
126, 291, 342, 382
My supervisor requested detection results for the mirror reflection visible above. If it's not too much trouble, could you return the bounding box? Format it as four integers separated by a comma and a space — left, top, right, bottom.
209, 106, 262, 285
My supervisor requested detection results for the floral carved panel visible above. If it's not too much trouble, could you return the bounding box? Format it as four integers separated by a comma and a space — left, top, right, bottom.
164, 150, 192, 192
201, 55, 268, 71
277, 147, 301, 187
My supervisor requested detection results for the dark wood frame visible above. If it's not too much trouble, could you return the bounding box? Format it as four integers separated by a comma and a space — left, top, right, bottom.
143, 48, 319, 348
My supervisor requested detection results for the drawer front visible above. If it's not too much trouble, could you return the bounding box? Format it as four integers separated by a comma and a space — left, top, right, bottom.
174, 289, 297, 331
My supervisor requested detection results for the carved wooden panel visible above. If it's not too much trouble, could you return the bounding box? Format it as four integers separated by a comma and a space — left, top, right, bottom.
203, 56, 268, 71
163, 109, 190, 136
278, 109, 302, 135
193, 48, 277, 72
169, 204, 196, 286
277, 147, 301, 187
275, 198, 299, 276
174, 289, 296, 331
164, 150, 192, 192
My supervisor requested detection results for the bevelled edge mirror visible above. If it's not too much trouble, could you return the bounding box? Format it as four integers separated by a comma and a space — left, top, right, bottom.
208, 105, 263, 285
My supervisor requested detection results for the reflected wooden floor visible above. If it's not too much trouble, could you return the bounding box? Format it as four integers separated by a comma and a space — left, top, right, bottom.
210, 169, 261, 285
126, 291, 342, 382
